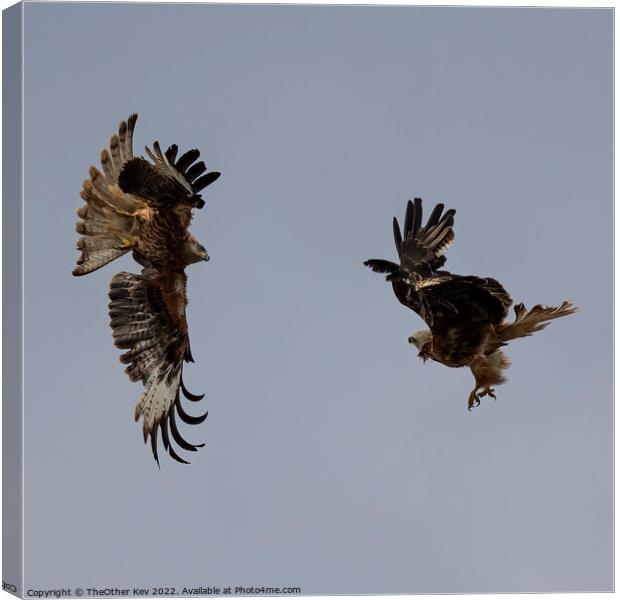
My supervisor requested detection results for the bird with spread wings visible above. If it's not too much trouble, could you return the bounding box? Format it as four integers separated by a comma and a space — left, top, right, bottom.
364, 198, 577, 410
73, 114, 220, 464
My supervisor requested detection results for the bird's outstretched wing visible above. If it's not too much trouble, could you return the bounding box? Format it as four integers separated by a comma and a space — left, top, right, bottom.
364, 198, 512, 353
117, 141, 221, 211
364, 198, 456, 280
108, 271, 208, 465
396, 197, 456, 275
364, 198, 458, 318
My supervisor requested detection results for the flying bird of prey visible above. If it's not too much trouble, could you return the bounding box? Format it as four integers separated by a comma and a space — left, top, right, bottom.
364, 198, 576, 410
73, 114, 220, 464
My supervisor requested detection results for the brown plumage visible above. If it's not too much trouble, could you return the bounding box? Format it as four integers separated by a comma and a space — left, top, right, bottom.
73, 114, 220, 464
365, 198, 577, 410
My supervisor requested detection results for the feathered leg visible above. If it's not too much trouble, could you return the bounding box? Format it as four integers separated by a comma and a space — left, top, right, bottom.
468, 351, 510, 410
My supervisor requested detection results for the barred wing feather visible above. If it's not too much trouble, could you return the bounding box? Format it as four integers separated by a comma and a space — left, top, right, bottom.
108, 272, 208, 465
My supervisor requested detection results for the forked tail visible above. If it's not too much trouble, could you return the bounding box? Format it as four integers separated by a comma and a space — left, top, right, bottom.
496, 300, 577, 343
73, 114, 140, 276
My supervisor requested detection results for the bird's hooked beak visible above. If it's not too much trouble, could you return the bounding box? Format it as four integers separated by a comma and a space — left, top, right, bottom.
200, 250, 210, 262
408, 335, 419, 348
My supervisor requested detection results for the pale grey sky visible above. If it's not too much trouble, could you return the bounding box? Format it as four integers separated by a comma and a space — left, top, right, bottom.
21, 3, 611, 594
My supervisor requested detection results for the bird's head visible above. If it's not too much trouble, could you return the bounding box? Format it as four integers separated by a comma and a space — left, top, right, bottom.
408, 329, 432, 361
183, 236, 210, 265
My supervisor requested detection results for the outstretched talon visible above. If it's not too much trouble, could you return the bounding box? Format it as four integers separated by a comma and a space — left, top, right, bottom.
479, 387, 497, 401
467, 389, 481, 411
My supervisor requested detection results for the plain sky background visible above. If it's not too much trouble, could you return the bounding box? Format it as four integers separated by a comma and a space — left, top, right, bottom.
20, 3, 611, 594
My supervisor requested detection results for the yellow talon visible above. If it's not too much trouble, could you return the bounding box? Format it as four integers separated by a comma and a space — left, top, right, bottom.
119, 238, 134, 249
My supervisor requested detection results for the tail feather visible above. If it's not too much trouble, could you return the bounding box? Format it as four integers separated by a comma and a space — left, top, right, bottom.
73, 115, 141, 277
498, 300, 578, 342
